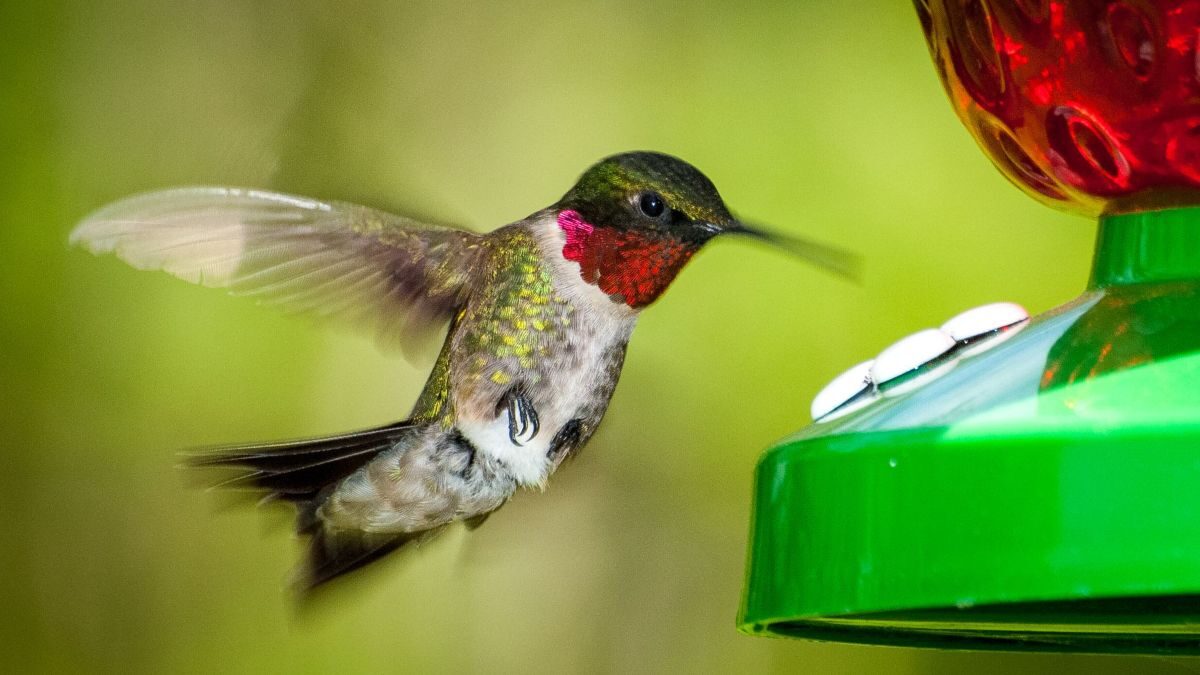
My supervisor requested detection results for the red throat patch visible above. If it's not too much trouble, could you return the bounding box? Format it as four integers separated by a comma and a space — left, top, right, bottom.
557, 209, 696, 309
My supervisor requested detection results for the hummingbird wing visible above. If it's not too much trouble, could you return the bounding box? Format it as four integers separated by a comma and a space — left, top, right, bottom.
70, 187, 485, 356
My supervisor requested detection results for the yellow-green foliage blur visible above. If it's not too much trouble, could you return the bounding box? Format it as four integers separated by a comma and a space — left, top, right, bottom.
1, 1, 1176, 673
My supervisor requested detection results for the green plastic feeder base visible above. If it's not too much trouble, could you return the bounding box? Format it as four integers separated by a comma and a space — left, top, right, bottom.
738, 208, 1200, 653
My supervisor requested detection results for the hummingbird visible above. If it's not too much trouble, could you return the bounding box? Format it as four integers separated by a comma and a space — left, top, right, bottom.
71, 151, 856, 591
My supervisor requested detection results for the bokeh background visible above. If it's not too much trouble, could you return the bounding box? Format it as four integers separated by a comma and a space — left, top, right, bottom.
3, 1, 1195, 673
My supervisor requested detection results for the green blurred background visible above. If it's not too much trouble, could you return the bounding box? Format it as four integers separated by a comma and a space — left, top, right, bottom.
3, 1, 1192, 673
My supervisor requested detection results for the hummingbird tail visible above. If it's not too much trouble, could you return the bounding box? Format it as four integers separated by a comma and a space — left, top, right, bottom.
187, 420, 416, 522
189, 420, 477, 592
301, 523, 446, 592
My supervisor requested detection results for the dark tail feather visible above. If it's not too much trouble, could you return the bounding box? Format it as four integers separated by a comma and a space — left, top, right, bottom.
300, 526, 444, 592
188, 420, 442, 592
187, 420, 414, 508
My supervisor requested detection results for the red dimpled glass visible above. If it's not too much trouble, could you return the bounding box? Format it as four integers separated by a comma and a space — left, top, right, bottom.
916, 0, 1200, 216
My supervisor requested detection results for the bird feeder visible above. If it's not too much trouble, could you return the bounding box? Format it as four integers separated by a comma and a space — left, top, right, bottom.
739, 0, 1200, 653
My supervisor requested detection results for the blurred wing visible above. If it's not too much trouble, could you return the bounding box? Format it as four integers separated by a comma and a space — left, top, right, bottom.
71, 187, 486, 354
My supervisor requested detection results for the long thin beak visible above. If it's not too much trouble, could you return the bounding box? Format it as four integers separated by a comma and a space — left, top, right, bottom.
718, 221, 863, 282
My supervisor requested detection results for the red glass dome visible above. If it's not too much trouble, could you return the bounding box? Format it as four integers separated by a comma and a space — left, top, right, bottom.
916, 0, 1200, 216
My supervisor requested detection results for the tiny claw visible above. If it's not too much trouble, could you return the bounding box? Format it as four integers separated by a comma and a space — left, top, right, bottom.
504, 388, 540, 446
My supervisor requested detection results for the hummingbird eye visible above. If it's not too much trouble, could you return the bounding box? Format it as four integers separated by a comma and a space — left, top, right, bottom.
636, 191, 666, 219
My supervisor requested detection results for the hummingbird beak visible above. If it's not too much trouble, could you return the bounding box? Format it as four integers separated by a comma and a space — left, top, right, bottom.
715, 220, 862, 281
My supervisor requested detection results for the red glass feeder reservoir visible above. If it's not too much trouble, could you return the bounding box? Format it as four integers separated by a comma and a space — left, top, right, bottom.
915, 0, 1200, 214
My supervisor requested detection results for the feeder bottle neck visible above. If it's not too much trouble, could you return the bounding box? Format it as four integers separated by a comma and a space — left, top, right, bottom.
1090, 207, 1200, 289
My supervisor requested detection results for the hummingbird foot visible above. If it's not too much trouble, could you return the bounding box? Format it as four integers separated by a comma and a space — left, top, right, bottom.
547, 419, 582, 461
499, 387, 540, 446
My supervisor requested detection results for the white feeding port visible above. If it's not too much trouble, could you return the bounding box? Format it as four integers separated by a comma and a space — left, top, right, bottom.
811, 360, 874, 421
870, 329, 957, 385
941, 302, 1029, 342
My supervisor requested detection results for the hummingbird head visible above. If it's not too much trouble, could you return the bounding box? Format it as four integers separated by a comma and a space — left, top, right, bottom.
553, 151, 741, 310
559, 151, 737, 244
553, 151, 858, 309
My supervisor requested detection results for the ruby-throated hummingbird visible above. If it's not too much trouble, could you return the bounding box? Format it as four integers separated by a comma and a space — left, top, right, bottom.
72, 152, 856, 591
